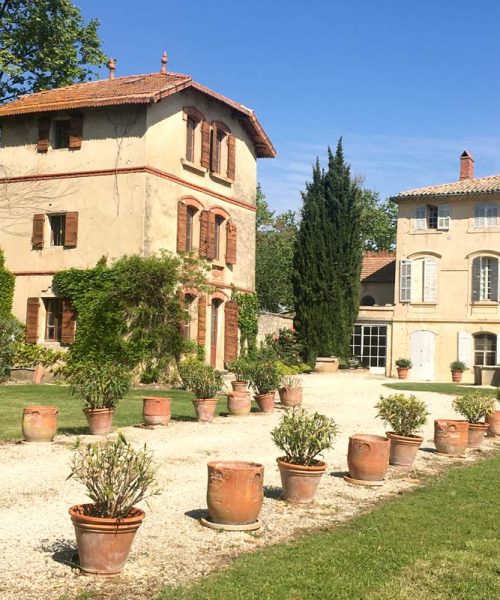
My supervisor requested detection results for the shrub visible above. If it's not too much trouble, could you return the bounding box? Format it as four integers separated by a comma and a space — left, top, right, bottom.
280, 374, 302, 388
0, 316, 24, 382
375, 394, 429, 437
450, 360, 467, 372
178, 358, 224, 399
11, 342, 65, 369
248, 359, 282, 395
453, 393, 496, 423
266, 328, 304, 367
271, 408, 338, 466
395, 358, 412, 369
227, 357, 252, 382
68, 433, 159, 519
66, 361, 131, 410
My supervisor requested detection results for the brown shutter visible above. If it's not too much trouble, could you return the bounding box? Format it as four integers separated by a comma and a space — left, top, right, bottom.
25, 298, 40, 344
210, 125, 218, 172
227, 134, 236, 180
37, 118, 50, 152
64, 212, 78, 248
31, 214, 44, 249
224, 300, 239, 364
177, 201, 188, 252
226, 221, 237, 265
68, 114, 83, 149
201, 122, 211, 168
199, 210, 209, 257
206, 211, 216, 260
197, 296, 207, 347
61, 300, 76, 345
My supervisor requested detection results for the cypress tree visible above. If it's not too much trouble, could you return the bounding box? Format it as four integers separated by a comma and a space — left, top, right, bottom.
293, 139, 363, 365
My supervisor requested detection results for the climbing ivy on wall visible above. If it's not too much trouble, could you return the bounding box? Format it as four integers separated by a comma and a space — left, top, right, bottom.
232, 290, 259, 353
0, 249, 15, 319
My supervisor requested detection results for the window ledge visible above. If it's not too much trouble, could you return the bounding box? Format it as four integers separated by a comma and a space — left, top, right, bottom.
410, 229, 447, 234
468, 227, 499, 233
410, 302, 438, 306
180, 158, 207, 176
211, 260, 225, 269
210, 172, 233, 186
471, 301, 499, 307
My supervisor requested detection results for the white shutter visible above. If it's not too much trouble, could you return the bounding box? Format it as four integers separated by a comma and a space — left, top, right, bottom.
400, 259, 412, 302
437, 205, 450, 230
458, 331, 473, 368
486, 204, 498, 227
473, 204, 485, 228
423, 259, 437, 302
415, 206, 426, 230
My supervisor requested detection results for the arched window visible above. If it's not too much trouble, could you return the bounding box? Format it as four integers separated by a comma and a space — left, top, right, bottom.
399, 256, 438, 303
214, 215, 225, 260
210, 122, 235, 180
182, 294, 196, 339
361, 295, 376, 306
474, 333, 497, 366
471, 256, 499, 302
186, 206, 196, 252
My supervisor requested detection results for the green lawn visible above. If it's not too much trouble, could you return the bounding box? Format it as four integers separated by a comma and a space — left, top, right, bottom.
383, 381, 498, 396
157, 453, 500, 600
0, 384, 231, 442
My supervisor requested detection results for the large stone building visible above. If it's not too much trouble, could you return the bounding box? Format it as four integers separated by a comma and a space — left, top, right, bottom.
0, 55, 275, 368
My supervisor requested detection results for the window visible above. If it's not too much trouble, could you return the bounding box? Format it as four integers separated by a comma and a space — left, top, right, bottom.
44, 298, 63, 341
209, 122, 234, 180
414, 205, 449, 230
186, 207, 196, 251
350, 324, 387, 368
186, 117, 197, 162
211, 129, 226, 174
183, 294, 195, 339
399, 257, 438, 303
474, 333, 497, 366
361, 295, 376, 306
474, 203, 498, 228
400, 259, 412, 302
54, 120, 70, 149
49, 214, 66, 246
472, 256, 499, 302
214, 215, 225, 260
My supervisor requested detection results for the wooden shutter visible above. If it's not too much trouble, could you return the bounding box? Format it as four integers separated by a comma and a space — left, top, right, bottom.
37, 118, 50, 152
210, 125, 218, 173
61, 300, 76, 345
414, 206, 426, 230
437, 204, 450, 230
31, 214, 45, 249
206, 212, 216, 260
471, 257, 481, 302
198, 296, 207, 347
177, 201, 188, 252
491, 258, 499, 302
201, 122, 211, 168
64, 212, 78, 248
458, 331, 473, 368
227, 134, 236, 180
199, 210, 209, 257
68, 114, 84, 149
399, 259, 412, 302
423, 259, 437, 302
25, 298, 40, 344
224, 300, 239, 364
226, 220, 237, 264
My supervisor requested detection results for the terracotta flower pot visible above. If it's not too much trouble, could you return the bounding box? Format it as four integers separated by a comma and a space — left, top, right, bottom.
278, 386, 303, 408
397, 367, 408, 380
143, 396, 171, 426
207, 461, 264, 525
254, 393, 275, 413
277, 457, 326, 504
22, 405, 58, 442
84, 408, 114, 435
69, 504, 144, 576
386, 432, 423, 467
231, 381, 248, 392
192, 398, 218, 422
227, 391, 251, 416
434, 419, 469, 455
451, 370, 463, 383
347, 434, 390, 482
467, 422, 489, 448
486, 410, 500, 437
314, 357, 339, 373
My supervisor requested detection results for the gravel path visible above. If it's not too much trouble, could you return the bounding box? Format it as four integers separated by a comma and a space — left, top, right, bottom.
0, 372, 498, 600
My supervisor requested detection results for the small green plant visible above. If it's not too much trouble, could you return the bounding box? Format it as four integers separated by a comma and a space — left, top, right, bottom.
68, 433, 159, 519
453, 393, 496, 423
450, 360, 467, 372
12, 341, 65, 369
0, 316, 24, 382
280, 374, 302, 388
178, 358, 223, 399
395, 358, 412, 369
248, 359, 282, 395
227, 357, 251, 382
271, 408, 338, 466
375, 394, 429, 437
67, 361, 131, 410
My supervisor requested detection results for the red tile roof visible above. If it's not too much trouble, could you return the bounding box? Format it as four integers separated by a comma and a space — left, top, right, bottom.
0, 72, 275, 158
396, 173, 500, 199
361, 252, 396, 283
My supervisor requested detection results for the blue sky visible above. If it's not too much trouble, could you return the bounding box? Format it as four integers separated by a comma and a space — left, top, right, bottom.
79, 0, 500, 212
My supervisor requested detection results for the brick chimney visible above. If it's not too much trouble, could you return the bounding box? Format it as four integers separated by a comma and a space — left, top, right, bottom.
460, 150, 474, 180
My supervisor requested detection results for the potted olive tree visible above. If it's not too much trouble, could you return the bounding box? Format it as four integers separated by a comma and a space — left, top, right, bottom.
278, 374, 303, 408
375, 394, 429, 467
227, 357, 251, 392
179, 358, 223, 422
450, 360, 467, 383
271, 408, 338, 504
248, 359, 282, 413
68, 361, 131, 435
68, 434, 159, 575
452, 393, 496, 448
395, 358, 412, 380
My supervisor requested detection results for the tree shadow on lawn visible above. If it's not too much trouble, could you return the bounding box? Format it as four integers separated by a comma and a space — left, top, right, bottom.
41, 538, 79, 568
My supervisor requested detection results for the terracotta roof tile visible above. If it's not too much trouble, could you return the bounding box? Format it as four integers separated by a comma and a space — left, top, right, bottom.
361, 252, 396, 283
396, 174, 500, 199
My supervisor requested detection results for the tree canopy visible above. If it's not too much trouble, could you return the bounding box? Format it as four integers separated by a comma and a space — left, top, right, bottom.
0, 0, 106, 103
360, 189, 397, 252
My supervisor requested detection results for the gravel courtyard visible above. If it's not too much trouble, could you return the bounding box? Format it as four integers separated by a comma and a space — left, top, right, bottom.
0, 372, 497, 600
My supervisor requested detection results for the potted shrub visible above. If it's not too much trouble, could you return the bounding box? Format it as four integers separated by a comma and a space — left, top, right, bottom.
68, 362, 131, 435
452, 393, 496, 448
179, 358, 223, 422
227, 357, 251, 392
278, 374, 303, 408
248, 359, 281, 413
271, 408, 338, 503
450, 360, 467, 383
68, 434, 159, 575
395, 358, 412, 380
375, 394, 429, 467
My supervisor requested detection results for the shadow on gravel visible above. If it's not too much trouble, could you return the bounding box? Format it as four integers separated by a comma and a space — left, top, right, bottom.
41, 539, 79, 567
184, 508, 207, 521
264, 485, 283, 500
330, 470, 349, 478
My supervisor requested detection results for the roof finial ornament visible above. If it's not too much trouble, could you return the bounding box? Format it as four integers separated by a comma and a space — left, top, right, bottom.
107, 58, 116, 80
160, 51, 168, 74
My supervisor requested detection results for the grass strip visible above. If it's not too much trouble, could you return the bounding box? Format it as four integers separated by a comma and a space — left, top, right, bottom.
383, 382, 497, 396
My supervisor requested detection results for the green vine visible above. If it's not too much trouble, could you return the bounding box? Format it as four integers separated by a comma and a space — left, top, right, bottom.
232, 290, 259, 353
0, 249, 15, 319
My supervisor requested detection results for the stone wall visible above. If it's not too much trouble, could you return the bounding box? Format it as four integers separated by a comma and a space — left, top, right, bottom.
257, 311, 294, 343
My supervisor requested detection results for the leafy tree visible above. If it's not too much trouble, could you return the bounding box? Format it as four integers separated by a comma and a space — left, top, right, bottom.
293, 139, 364, 365
360, 189, 397, 251
0, 0, 106, 103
